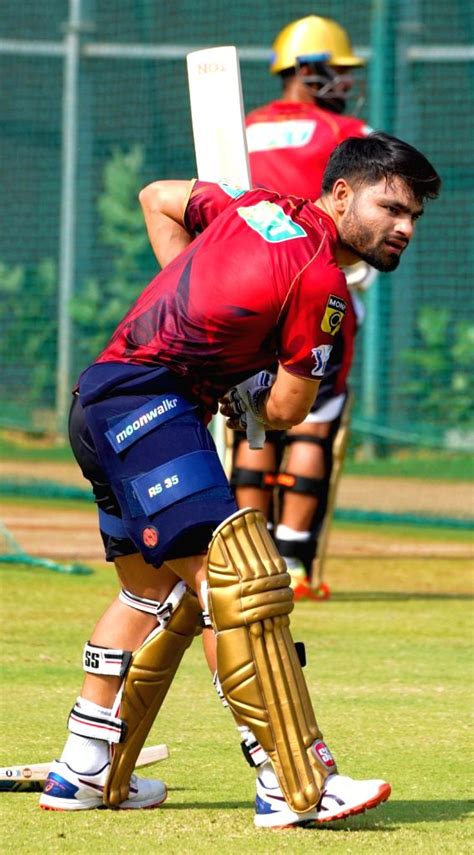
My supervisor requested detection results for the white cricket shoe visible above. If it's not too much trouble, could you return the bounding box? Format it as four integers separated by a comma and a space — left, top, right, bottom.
315, 774, 391, 823
254, 768, 391, 829
254, 772, 318, 828
39, 759, 167, 811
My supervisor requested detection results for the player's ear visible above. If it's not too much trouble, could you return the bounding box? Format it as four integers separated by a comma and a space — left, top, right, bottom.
298, 63, 313, 79
332, 178, 351, 214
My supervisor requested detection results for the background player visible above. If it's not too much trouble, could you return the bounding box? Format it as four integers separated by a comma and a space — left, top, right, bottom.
233, 14, 375, 597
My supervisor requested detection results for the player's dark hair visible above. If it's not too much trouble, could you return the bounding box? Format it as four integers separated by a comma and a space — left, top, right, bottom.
321, 131, 441, 203
280, 67, 296, 83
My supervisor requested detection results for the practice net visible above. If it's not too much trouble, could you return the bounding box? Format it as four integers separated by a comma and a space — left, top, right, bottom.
0, 1, 473, 527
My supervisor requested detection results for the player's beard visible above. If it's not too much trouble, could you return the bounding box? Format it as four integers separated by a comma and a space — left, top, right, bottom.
340, 203, 402, 273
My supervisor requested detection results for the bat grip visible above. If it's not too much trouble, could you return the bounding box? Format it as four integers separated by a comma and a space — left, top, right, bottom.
245, 415, 265, 449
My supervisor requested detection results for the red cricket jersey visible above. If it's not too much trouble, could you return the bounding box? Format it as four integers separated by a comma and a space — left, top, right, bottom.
246, 100, 370, 199
246, 100, 368, 402
95, 181, 351, 414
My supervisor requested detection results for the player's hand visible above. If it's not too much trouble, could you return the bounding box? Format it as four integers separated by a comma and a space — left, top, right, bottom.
235, 370, 276, 419
219, 392, 265, 449
219, 371, 276, 449
219, 387, 248, 431
219, 370, 276, 426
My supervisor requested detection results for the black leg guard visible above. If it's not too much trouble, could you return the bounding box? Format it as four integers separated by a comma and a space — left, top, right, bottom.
274, 536, 318, 575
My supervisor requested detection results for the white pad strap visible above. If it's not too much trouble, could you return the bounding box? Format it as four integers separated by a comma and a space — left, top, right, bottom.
200, 580, 212, 629
238, 725, 269, 768
83, 642, 132, 677
119, 588, 161, 616
119, 581, 187, 629
212, 671, 229, 708
155, 581, 187, 628
68, 699, 124, 744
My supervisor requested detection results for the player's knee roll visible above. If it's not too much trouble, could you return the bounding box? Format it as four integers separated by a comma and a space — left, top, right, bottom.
209, 566, 293, 628
208, 507, 289, 584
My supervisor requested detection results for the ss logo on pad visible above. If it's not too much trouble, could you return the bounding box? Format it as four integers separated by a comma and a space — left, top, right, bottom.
84, 650, 100, 669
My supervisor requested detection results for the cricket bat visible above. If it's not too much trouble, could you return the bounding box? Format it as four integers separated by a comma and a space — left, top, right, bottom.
0, 743, 169, 793
186, 46, 265, 450
186, 45, 252, 189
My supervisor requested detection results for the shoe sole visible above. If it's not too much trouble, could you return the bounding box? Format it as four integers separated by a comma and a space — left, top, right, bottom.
315, 782, 391, 824
254, 811, 317, 829
254, 819, 316, 831
39, 788, 167, 812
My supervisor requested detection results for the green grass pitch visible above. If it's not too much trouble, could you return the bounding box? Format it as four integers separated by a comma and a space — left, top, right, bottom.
0, 550, 472, 853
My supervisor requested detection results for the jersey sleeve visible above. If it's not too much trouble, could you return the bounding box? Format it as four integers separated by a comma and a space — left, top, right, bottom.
184, 180, 247, 234
278, 265, 350, 380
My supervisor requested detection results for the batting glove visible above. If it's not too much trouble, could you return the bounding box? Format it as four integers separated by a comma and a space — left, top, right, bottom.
226, 371, 276, 449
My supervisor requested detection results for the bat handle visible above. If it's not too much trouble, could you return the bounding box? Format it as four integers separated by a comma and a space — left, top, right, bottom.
246, 416, 265, 449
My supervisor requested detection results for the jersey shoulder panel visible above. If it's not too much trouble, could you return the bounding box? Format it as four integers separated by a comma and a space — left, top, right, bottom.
246, 100, 318, 125
330, 113, 372, 140
184, 180, 247, 233
246, 102, 274, 125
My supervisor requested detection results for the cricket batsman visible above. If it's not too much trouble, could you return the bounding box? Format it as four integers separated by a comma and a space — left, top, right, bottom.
40, 133, 440, 828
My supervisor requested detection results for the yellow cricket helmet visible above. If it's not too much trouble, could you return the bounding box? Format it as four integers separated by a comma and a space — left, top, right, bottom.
270, 15, 365, 74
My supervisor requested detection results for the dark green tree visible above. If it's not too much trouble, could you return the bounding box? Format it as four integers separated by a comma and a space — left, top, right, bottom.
403, 306, 474, 430
0, 146, 156, 429
72, 145, 157, 369
0, 258, 57, 418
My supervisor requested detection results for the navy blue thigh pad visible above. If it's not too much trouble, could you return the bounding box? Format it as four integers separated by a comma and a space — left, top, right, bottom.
83, 393, 237, 566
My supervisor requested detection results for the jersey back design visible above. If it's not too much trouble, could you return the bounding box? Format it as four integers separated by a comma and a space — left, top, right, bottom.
247, 119, 317, 152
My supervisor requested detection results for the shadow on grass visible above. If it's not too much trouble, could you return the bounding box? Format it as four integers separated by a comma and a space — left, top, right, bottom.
379, 798, 474, 823
161, 798, 474, 828
161, 800, 253, 810
317, 799, 474, 831
331, 592, 473, 602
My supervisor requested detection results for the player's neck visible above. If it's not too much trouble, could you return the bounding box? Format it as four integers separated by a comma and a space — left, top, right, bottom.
281, 80, 315, 104
314, 198, 360, 266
